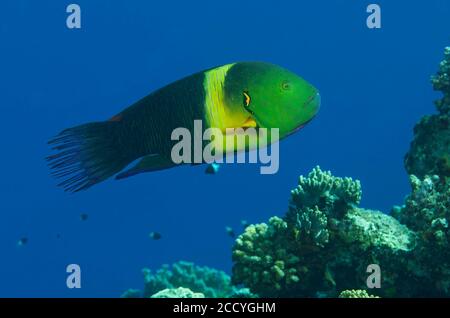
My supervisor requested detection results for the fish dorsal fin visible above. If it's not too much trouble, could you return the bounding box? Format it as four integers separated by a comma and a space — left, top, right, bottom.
115, 154, 174, 180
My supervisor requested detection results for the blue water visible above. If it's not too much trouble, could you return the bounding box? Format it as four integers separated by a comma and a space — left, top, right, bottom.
0, 0, 449, 297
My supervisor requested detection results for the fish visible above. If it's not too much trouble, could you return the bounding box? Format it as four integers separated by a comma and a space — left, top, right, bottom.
205, 163, 220, 174
225, 226, 235, 238
149, 232, 162, 240
80, 213, 88, 221
47, 62, 320, 192
17, 237, 28, 246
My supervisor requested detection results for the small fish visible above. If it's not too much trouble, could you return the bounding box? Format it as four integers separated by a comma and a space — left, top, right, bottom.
240, 220, 249, 228
205, 163, 220, 174
80, 213, 89, 221
17, 237, 28, 246
47, 62, 320, 192
149, 232, 162, 240
225, 226, 235, 238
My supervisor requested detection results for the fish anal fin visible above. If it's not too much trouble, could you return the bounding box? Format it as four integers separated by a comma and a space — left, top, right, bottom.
115, 154, 175, 180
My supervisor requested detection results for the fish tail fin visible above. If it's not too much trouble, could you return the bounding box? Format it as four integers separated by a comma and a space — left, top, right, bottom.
47, 121, 131, 192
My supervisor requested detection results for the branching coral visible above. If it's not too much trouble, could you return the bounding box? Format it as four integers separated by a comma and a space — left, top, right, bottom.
286, 166, 362, 248
289, 166, 361, 215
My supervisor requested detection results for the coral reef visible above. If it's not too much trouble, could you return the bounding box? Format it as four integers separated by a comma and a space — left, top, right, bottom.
150, 287, 205, 298
232, 216, 303, 297
404, 47, 450, 178
392, 174, 450, 296
338, 290, 379, 298
232, 166, 414, 298
390, 47, 450, 296
123, 261, 236, 298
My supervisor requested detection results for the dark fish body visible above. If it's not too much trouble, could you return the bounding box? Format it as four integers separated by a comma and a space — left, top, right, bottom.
48, 71, 206, 191
149, 232, 162, 240
205, 163, 220, 174
17, 237, 28, 246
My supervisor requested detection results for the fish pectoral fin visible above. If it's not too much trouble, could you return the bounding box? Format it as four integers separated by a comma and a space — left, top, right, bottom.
219, 117, 258, 135
241, 117, 257, 128
115, 154, 175, 180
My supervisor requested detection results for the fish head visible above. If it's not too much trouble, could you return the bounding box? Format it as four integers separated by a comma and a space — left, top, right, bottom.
228, 62, 320, 138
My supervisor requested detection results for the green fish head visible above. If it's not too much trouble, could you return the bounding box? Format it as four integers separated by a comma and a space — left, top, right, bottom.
233, 62, 320, 137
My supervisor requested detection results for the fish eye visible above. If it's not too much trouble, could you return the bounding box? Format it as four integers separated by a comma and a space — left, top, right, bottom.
281, 81, 291, 90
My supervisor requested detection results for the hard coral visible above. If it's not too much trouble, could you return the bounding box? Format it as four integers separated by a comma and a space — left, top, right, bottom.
405, 47, 450, 178
123, 261, 235, 298
143, 261, 234, 298
339, 289, 379, 298
232, 217, 304, 297
150, 287, 205, 298
392, 174, 450, 296
232, 166, 413, 298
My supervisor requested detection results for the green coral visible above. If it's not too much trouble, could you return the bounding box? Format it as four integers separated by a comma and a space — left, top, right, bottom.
150, 287, 205, 298
340, 208, 414, 251
232, 166, 413, 298
232, 217, 305, 297
404, 47, 450, 178
339, 290, 379, 298
294, 205, 329, 247
392, 174, 450, 296
143, 261, 234, 298
393, 47, 450, 296
290, 166, 361, 213
286, 166, 362, 248
123, 261, 236, 298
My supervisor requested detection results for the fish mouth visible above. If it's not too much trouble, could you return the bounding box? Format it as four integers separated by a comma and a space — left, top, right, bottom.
287, 92, 320, 135
305, 92, 321, 110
